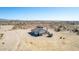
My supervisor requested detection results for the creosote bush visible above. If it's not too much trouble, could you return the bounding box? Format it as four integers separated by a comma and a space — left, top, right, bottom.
0, 33, 4, 39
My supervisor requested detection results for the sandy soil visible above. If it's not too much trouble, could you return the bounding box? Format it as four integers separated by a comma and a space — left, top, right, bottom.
0, 25, 79, 51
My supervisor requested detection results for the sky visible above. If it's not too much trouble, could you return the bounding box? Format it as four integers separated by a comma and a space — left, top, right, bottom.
0, 7, 79, 21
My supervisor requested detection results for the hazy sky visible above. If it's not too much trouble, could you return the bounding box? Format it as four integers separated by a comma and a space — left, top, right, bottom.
0, 7, 79, 21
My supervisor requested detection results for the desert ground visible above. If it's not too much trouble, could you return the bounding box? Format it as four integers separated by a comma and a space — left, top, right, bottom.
0, 21, 79, 51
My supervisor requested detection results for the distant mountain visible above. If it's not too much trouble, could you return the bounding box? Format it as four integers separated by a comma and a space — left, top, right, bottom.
0, 18, 79, 25
0, 18, 9, 21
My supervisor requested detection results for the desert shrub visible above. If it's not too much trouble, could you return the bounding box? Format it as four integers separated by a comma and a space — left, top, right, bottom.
54, 28, 61, 32
0, 33, 4, 39
12, 26, 16, 29
2, 42, 5, 45
60, 37, 62, 39
47, 33, 53, 37
54, 25, 67, 32
77, 31, 79, 35
63, 37, 65, 39
60, 36, 65, 39
72, 28, 79, 33
67, 29, 70, 31
30, 42, 33, 44
59, 25, 63, 28
49, 24, 54, 28
12, 24, 28, 29
12, 25, 22, 29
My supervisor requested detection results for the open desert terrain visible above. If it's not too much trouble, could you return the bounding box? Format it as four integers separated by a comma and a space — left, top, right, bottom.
0, 21, 79, 51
